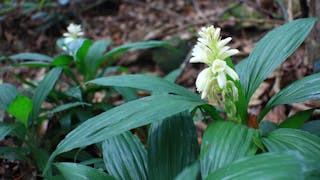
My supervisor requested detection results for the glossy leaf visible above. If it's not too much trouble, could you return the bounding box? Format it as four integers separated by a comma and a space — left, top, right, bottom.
148, 112, 199, 180
235, 18, 317, 102
9, 52, 53, 62
47, 94, 204, 170
262, 128, 320, 158
8, 94, 32, 127
279, 109, 314, 128
260, 73, 320, 120
0, 83, 18, 109
55, 162, 115, 180
200, 121, 259, 178
102, 131, 148, 180
29, 67, 63, 122
97, 41, 173, 66
88, 74, 199, 99
205, 151, 305, 180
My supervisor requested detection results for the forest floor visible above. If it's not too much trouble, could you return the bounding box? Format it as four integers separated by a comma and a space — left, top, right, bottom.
0, 0, 319, 179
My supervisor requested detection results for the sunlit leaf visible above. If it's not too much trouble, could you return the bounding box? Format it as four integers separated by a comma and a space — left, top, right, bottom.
8, 94, 32, 127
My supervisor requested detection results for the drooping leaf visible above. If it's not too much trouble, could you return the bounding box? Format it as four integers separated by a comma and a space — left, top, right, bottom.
45, 94, 204, 173
200, 121, 259, 178
9, 52, 53, 62
8, 94, 32, 127
175, 162, 200, 180
205, 151, 305, 180
260, 73, 320, 120
55, 162, 115, 180
262, 128, 320, 159
97, 41, 173, 66
29, 67, 63, 123
278, 109, 315, 128
0, 83, 18, 109
301, 120, 320, 136
102, 131, 148, 180
88, 74, 199, 99
148, 111, 199, 180
235, 18, 317, 102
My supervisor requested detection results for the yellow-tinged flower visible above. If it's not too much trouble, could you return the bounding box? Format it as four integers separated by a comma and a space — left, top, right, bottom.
211, 59, 239, 89
63, 23, 84, 44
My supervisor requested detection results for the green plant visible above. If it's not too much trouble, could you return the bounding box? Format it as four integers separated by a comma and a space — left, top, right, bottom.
0, 23, 170, 174
39, 18, 320, 179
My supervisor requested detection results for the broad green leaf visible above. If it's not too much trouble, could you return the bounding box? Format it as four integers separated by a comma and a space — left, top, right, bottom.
201, 121, 259, 178
46, 94, 204, 171
45, 102, 91, 115
70, 39, 92, 75
97, 41, 173, 66
102, 131, 148, 180
262, 128, 320, 159
148, 112, 199, 180
175, 162, 199, 180
51, 55, 73, 66
301, 120, 320, 136
0, 83, 18, 109
205, 151, 305, 180
55, 162, 115, 180
260, 73, 320, 120
0, 123, 14, 140
279, 109, 314, 128
235, 18, 317, 102
8, 94, 32, 127
85, 40, 111, 80
9, 52, 53, 62
89, 74, 199, 99
29, 67, 63, 123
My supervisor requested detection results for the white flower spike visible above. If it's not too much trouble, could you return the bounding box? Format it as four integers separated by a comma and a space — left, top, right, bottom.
190, 25, 239, 66
63, 23, 84, 44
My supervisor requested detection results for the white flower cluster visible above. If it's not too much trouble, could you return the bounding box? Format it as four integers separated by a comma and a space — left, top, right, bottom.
190, 25, 240, 120
63, 23, 84, 44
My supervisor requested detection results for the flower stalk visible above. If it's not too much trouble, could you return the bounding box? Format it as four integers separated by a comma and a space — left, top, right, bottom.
190, 25, 240, 122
